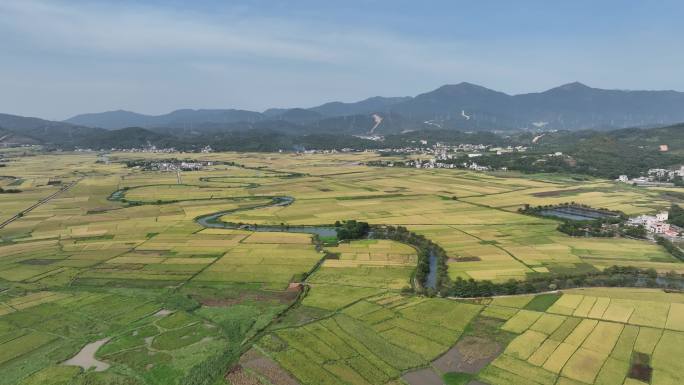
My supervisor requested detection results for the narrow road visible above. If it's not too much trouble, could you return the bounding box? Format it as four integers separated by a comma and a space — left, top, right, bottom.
0, 179, 80, 229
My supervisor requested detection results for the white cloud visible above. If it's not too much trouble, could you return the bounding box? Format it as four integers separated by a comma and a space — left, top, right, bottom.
0, 0, 340, 62
0, 0, 502, 75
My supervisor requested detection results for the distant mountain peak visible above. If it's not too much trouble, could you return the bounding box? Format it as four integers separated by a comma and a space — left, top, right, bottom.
439, 82, 488, 90
427, 82, 504, 97
455, 81, 482, 87
553, 82, 592, 91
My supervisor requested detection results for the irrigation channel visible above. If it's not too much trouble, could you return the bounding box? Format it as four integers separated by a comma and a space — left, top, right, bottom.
194, 195, 438, 289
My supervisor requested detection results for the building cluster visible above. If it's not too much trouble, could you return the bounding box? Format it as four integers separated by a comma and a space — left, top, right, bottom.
617, 166, 684, 187
410, 159, 459, 169
156, 161, 213, 172
366, 142, 529, 172
359, 142, 528, 171
130, 160, 214, 172
76, 146, 178, 153
381, 158, 503, 172
628, 211, 682, 238
376, 142, 527, 159
290, 148, 360, 155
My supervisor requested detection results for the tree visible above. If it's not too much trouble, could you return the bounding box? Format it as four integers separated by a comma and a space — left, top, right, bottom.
335, 220, 370, 240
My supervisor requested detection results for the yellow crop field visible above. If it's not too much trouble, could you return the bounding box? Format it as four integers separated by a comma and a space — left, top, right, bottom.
561, 347, 607, 383
543, 342, 579, 373
581, 321, 623, 354
485, 289, 684, 385
504, 329, 547, 359
242, 231, 313, 244
502, 310, 543, 333
665, 303, 684, 331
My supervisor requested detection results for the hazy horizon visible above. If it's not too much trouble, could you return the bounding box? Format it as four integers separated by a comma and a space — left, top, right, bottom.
1, 0, 683, 120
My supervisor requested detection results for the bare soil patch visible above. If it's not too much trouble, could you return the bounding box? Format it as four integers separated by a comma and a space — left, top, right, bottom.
287, 282, 303, 292
628, 352, 652, 382
154, 309, 173, 317
433, 336, 502, 374
226, 365, 262, 385
532, 188, 584, 197
449, 257, 482, 262
402, 368, 444, 385
240, 348, 300, 385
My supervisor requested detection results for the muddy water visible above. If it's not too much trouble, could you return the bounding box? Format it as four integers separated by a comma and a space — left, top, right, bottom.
63, 338, 111, 372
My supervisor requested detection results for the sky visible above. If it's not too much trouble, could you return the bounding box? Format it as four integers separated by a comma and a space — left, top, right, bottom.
1, 0, 683, 120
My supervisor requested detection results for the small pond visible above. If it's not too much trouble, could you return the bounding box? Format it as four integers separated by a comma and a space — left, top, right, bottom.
540, 206, 618, 221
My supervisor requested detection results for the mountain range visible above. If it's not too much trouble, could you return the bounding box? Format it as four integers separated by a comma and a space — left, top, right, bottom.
0, 82, 683, 150
62, 82, 684, 134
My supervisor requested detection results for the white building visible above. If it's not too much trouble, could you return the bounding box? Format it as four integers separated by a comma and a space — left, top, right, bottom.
629, 211, 671, 234
649, 222, 670, 234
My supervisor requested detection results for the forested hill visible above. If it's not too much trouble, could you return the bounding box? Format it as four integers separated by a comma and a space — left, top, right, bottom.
470, 124, 684, 179
535, 124, 684, 153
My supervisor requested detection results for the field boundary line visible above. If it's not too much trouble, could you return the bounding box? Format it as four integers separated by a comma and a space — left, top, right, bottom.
457, 186, 536, 199
448, 225, 535, 270
0, 178, 81, 229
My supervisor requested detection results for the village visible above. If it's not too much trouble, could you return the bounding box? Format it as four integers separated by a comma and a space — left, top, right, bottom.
617, 165, 684, 187
628, 210, 683, 240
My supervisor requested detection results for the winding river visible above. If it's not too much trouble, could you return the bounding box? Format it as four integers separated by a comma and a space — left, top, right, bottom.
194, 195, 437, 288
194, 196, 338, 238
111, 185, 438, 289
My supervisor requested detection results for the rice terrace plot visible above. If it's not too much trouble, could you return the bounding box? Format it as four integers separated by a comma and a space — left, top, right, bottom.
0, 149, 683, 385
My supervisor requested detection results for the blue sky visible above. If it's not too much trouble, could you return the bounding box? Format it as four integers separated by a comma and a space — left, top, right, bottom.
1, 0, 683, 120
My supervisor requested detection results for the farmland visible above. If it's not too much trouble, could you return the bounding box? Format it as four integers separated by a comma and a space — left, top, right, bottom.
471, 288, 684, 385
0, 149, 683, 384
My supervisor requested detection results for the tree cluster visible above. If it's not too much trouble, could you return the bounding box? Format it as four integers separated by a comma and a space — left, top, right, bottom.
334, 220, 370, 240
620, 224, 647, 239
668, 204, 684, 228
444, 266, 680, 298
372, 225, 449, 293
557, 221, 616, 237
656, 236, 684, 261
0, 187, 21, 194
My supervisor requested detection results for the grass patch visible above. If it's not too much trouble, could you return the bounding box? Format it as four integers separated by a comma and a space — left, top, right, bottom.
443, 372, 473, 385
524, 293, 561, 312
